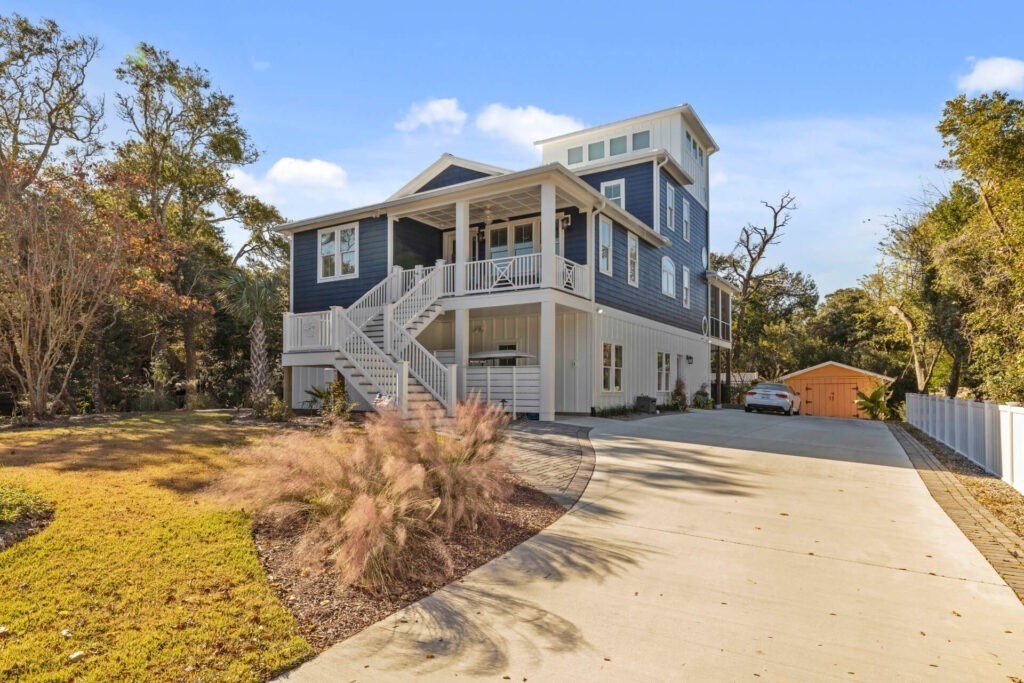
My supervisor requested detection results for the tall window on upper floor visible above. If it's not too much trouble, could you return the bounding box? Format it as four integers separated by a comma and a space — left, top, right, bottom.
666, 185, 676, 232
318, 223, 358, 281
588, 141, 605, 161
682, 265, 691, 308
601, 179, 624, 208
661, 257, 675, 297
632, 130, 650, 151
599, 216, 613, 275
627, 233, 639, 287
682, 198, 691, 241
609, 135, 627, 156
567, 146, 583, 165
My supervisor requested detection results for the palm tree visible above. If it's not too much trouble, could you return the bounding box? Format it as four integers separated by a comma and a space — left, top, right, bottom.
217, 270, 285, 405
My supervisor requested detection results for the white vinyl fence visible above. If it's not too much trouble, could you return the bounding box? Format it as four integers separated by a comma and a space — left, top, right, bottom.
905, 393, 1024, 494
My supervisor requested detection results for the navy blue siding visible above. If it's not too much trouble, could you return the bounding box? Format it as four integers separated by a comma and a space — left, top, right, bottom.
579, 163, 654, 227
591, 168, 708, 335
393, 218, 442, 269
416, 165, 491, 193
561, 208, 588, 265
292, 216, 389, 313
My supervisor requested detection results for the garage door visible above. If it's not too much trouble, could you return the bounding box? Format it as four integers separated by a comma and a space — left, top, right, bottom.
800, 381, 861, 419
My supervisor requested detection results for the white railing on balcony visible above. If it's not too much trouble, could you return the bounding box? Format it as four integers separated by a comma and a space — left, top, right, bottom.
906, 394, 1024, 494
391, 321, 453, 412
464, 253, 542, 294
283, 311, 332, 351
556, 256, 590, 298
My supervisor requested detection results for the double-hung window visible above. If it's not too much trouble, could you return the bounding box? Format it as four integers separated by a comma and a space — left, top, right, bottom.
598, 216, 613, 275
601, 179, 624, 208
682, 265, 691, 308
682, 199, 691, 241
627, 233, 639, 287
602, 342, 623, 392
318, 223, 358, 281
666, 185, 676, 231
657, 351, 672, 392
661, 257, 675, 297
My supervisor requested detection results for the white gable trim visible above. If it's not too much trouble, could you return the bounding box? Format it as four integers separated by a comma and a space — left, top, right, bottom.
778, 361, 894, 382
388, 153, 511, 200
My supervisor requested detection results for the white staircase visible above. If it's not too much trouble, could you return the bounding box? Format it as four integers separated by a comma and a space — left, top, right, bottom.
319, 264, 455, 420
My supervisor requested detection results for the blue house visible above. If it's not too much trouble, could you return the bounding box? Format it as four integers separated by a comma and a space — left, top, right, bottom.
278, 105, 736, 420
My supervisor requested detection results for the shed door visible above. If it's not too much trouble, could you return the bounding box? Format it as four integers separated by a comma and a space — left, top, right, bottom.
801, 380, 861, 418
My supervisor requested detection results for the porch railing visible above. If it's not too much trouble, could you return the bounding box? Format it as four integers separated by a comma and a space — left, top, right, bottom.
283, 310, 332, 351
464, 253, 542, 294
556, 256, 589, 298
333, 307, 404, 401
390, 321, 453, 412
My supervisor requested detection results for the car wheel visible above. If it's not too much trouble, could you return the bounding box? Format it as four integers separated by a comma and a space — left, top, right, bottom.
784, 405, 792, 416
744, 406, 752, 413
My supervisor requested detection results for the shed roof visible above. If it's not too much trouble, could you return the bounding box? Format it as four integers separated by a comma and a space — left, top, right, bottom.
778, 361, 894, 382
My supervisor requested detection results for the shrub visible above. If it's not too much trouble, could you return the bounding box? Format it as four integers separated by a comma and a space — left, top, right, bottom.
670, 378, 688, 411
217, 398, 509, 592
595, 404, 637, 418
133, 389, 177, 412
306, 379, 356, 424
0, 483, 49, 525
692, 383, 714, 410
855, 385, 892, 420
251, 393, 292, 422
185, 392, 221, 410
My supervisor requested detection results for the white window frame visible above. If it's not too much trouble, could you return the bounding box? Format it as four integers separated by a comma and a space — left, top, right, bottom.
627, 233, 639, 287
661, 257, 676, 298
609, 135, 627, 156
682, 265, 691, 308
600, 179, 625, 209
682, 198, 691, 241
657, 351, 672, 392
598, 216, 613, 275
632, 130, 651, 151
567, 146, 583, 165
602, 342, 623, 393
317, 222, 359, 282
588, 140, 605, 161
666, 184, 676, 232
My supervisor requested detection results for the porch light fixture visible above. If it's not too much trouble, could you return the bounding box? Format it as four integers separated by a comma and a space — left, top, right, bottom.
596, 308, 604, 315
686, 355, 694, 365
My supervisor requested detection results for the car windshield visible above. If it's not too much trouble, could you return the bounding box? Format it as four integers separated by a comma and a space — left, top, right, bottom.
757, 383, 790, 392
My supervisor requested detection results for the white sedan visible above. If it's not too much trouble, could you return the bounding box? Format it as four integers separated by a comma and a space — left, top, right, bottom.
744, 382, 802, 416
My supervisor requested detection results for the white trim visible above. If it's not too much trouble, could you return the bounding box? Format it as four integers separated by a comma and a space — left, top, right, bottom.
661, 257, 676, 298
288, 234, 294, 313
778, 360, 895, 382
533, 103, 720, 154
666, 184, 676, 232
682, 198, 691, 242
386, 214, 394, 269
316, 222, 359, 282
627, 232, 639, 288
682, 265, 691, 308
656, 350, 672, 393
388, 153, 510, 199
598, 215, 614, 276
600, 179, 625, 209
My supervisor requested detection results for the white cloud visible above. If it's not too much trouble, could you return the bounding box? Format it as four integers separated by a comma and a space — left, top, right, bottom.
475, 104, 583, 149
957, 57, 1024, 93
250, 58, 270, 72
395, 98, 467, 134
229, 157, 353, 222
709, 116, 948, 294
265, 157, 347, 190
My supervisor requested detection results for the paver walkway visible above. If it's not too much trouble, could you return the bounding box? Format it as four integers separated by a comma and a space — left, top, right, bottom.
498, 421, 595, 508
282, 411, 1024, 682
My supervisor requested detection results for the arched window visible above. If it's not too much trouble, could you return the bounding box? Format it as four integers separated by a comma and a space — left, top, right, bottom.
661, 257, 676, 297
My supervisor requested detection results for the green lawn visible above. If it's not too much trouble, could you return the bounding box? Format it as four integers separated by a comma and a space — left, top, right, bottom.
0, 412, 313, 681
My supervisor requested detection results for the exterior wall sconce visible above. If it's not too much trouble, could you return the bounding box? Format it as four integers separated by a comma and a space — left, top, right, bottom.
596, 308, 604, 315
686, 355, 694, 364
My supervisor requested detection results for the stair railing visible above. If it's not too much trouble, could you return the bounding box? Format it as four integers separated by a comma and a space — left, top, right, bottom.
389, 319, 454, 414
331, 307, 408, 409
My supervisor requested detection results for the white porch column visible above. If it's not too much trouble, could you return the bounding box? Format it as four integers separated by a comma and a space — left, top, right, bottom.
454, 200, 469, 295
454, 308, 470, 400
539, 299, 556, 420
540, 182, 556, 288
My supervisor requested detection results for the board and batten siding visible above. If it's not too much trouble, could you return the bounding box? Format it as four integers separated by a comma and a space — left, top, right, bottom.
289, 367, 335, 410
291, 216, 388, 313
594, 308, 711, 410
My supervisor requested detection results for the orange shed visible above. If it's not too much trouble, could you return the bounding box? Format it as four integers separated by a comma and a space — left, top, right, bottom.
779, 361, 893, 419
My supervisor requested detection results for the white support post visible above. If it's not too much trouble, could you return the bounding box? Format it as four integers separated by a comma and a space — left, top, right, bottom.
446, 364, 457, 416
397, 360, 410, 418
539, 299, 556, 421
383, 303, 394, 355
454, 308, 469, 400
387, 214, 395, 269
455, 200, 469, 295
540, 182, 556, 289
330, 306, 345, 349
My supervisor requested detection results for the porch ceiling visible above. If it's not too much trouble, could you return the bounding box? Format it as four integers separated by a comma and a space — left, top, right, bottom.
401, 186, 580, 229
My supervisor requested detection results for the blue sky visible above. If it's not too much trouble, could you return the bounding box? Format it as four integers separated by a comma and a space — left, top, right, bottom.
8, 0, 1024, 293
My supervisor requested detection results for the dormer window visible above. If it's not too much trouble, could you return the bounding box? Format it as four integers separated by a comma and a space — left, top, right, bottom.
588, 141, 605, 161
567, 146, 583, 165
632, 130, 650, 150
609, 136, 627, 156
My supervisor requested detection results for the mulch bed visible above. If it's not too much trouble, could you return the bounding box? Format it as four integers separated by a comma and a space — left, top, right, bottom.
0, 509, 54, 551
902, 423, 1024, 540
252, 473, 565, 651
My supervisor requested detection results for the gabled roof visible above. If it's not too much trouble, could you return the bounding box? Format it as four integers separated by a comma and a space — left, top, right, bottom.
779, 361, 894, 383
533, 104, 719, 154
388, 154, 511, 200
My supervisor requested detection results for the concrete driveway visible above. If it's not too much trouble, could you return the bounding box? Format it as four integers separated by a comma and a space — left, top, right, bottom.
282, 411, 1024, 682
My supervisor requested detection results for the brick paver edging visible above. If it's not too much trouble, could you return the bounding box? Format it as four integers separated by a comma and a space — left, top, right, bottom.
888, 423, 1024, 602
498, 422, 596, 510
